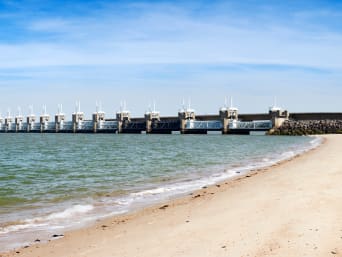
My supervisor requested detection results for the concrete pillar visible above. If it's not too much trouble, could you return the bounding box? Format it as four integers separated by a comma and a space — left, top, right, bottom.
269, 108, 289, 129
27, 115, 36, 132
178, 109, 195, 134
40, 114, 50, 133
55, 114, 65, 132
144, 111, 160, 133
116, 111, 130, 133
219, 107, 239, 134
92, 112, 105, 133
219, 108, 229, 134
5, 117, 12, 132
15, 116, 24, 132
219, 98, 239, 134
72, 113, 84, 133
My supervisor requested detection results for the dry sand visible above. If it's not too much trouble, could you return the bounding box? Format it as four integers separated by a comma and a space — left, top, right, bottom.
2, 135, 342, 257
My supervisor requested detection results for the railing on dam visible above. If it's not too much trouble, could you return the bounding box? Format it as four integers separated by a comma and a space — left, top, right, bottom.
185, 120, 272, 131
100, 121, 118, 130
152, 120, 180, 130
0, 119, 274, 133
185, 120, 223, 130
45, 122, 56, 131
123, 121, 146, 130
229, 120, 273, 130
30, 123, 41, 132
62, 121, 73, 131
83, 121, 94, 131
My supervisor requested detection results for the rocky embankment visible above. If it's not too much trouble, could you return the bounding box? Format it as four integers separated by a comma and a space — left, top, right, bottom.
270, 120, 342, 135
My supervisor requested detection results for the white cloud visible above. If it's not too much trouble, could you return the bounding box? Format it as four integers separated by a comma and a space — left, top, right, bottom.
0, 2, 341, 114
1, 6, 342, 70
28, 18, 71, 32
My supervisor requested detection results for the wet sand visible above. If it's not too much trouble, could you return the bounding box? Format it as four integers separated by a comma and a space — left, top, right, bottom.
2, 135, 342, 257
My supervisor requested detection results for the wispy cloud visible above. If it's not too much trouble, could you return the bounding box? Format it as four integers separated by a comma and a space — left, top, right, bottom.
28, 18, 72, 32
0, 1, 341, 114
0, 1, 341, 69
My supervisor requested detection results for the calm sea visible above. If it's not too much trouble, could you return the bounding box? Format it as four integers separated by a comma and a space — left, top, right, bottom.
0, 134, 320, 251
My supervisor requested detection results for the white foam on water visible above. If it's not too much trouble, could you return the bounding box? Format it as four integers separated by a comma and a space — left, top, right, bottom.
44, 204, 94, 221
309, 136, 323, 148
0, 204, 94, 235
131, 187, 174, 197
0, 223, 48, 235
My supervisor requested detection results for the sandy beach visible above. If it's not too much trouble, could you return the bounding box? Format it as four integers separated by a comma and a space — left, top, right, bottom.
2, 135, 342, 257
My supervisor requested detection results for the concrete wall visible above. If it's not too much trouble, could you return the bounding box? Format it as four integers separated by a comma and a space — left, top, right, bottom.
289, 113, 342, 121
239, 114, 271, 121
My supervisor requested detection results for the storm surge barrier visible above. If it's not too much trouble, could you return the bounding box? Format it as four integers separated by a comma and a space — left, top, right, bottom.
2, 102, 338, 135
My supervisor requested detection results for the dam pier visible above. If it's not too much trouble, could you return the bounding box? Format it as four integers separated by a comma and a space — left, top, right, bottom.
0, 101, 341, 135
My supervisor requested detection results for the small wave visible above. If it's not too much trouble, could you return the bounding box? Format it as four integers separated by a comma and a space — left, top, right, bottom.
309, 136, 323, 148
280, 151, 295, 159
131, 187, 175, 197
44, 204, 94, 221
0, 204, 94, 235
0, 222, 47, 235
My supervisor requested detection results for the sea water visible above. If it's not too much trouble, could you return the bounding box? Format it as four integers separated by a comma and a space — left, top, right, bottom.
0, 134, 321, 251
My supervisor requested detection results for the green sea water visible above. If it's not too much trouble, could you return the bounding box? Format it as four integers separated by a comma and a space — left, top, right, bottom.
0, 134, 319, 251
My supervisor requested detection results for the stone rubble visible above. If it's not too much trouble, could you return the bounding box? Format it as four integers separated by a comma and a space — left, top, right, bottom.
270, 120, 342, 135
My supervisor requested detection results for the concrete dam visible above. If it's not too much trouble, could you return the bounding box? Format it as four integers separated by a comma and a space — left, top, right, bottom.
0, 102, 340, 135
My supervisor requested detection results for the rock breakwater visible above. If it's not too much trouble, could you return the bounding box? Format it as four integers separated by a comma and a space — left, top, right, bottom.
270, 120, 342, 135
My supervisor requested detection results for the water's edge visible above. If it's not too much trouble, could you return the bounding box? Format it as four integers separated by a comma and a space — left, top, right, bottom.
0, 135, 323, 253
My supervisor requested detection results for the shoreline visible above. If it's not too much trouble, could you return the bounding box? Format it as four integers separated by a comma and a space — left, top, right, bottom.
0, 136, 319, 251
3, 135, 342, 257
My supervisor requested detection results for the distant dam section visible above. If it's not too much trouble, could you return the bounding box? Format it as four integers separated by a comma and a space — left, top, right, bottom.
0, 101, 341, 135
194, 112, 342, 122
289, 112, 342, 121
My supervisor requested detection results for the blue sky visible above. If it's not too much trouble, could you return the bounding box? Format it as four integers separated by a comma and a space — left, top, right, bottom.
0, 0, 341, 118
